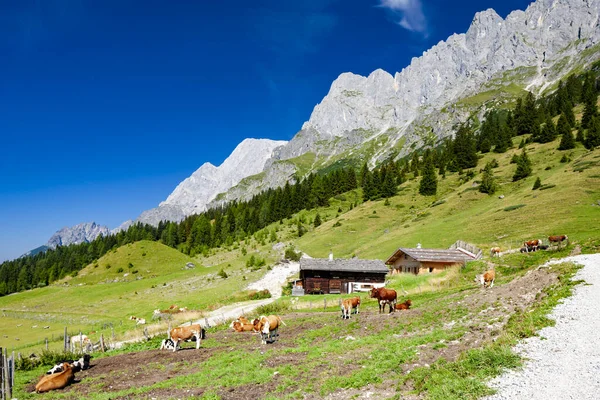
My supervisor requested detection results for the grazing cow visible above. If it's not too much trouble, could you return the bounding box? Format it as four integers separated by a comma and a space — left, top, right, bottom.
490, 247, 501, 257
36, 363, 75, 393
160, 338, 176, 350
341, 296, 361, 319
475, 269, 496, 288
394, 299, 412, 311
69, 334, 92, 352
167, 324, 206, 352
253, 315, 286, 344
548, 235, 569, 249
369, 287, 397, 313
136, 318, 146, 325
523, 239, 543, 252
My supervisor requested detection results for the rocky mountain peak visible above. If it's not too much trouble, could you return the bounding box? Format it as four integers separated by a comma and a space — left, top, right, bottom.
46, 222, 110, 248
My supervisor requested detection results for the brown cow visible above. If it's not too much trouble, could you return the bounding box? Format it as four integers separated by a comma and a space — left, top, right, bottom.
394, 299, 412, 310
167, 324, 206, 352
548, 235, 568, 249
232, 321, 255, 332
340, 296, 361, 319
253, 315, 286, 344
370, 287, 397, 313
490, 247, 501, 257
36, 363, 75, 393
474, 269, 496, 288
523, 239, 543, 252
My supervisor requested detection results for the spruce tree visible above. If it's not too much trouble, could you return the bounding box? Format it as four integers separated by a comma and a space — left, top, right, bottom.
453, 126, 478, 169
537, 116, 557, 143
557, 114, 575, 150
479, 163, 497, 194
513, 149, 532, 181
418, 152, 437, 196
584, 116, 600, 150
576, 126, 585, 143
313, 213, 322, 228
532, 177, 542, 190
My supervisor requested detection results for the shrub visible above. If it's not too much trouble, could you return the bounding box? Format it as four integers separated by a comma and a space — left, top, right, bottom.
248, 289, 271, 300
333, 221, 342, 227
284, 247, 302, 261
128, 262, 134, 269
560, 154, 571, 163
117, 267, 124, 273
532, 177, 542, 190
105, 264, 111, 269
217, 268, 228, 279
132, 270, 138, 274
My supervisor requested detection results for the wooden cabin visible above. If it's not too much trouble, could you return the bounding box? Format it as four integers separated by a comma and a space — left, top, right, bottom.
298, 258, 388, 295
385, 242, 481, 275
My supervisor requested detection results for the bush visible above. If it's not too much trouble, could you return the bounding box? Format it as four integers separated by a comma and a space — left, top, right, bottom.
333, 221, 342, 227
284, 247, 302, 261
255, 301, 290, 315
248, 289, 271, 300
117, 267, 124, 273
105, 264, 111, 269
218, 268, 228, 279
128, 262, 134, 269
560, 154, 571, 163
532, 177, 542, 190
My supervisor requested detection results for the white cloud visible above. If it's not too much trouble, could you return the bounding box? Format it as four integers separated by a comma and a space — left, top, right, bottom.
378, 0, 427, 35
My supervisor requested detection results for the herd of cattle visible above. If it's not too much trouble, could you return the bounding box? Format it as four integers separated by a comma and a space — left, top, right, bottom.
32, 236, 569, 393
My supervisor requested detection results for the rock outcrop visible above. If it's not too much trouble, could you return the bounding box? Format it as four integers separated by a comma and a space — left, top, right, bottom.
46, 222, 110, 248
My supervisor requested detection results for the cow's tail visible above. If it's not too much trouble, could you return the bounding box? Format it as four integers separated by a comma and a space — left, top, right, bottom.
277, 316, 287, 326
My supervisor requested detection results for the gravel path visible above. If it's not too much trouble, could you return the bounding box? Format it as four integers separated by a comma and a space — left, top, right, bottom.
485, 253, 600, 400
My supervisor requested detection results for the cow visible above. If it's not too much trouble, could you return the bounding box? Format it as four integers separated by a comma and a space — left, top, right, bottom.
394, 299, 412, 311
369, 287, 397, 313
475, 269, 496, 288
523, 239, 543, 252
232, 321, 255, 332
69, 334, 92, 352
167, 324, 206, 352
136, 318, 146, 325
490, 247, 501, 257
160, 338, 176, 350
548, 235, 568, 249
36, 363, 75, 393
253, 315, 286, 344
47, 355, 91, 374
341, 296, 361, 319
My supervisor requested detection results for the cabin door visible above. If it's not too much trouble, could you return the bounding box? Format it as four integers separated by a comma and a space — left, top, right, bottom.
330, 279, 341, 294
341, 282, 349, 294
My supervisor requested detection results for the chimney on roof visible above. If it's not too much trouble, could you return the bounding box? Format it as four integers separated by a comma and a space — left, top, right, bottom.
417, 243, 422, 249
329, 251, 333, 261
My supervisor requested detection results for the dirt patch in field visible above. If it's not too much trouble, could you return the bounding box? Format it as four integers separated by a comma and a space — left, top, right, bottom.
24, 267, 559, 399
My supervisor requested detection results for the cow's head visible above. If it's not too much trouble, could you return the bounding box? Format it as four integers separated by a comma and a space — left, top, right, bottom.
474, 274, 484, 286
369, 287, 379, 298
160, 338, 175, 350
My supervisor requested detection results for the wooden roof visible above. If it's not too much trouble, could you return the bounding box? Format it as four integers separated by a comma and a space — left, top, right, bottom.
300, 258, 389, 273
385, 247, 478, 265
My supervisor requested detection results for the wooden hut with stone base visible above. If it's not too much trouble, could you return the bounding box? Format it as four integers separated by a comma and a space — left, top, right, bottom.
298, 257, 389, 295
385, 241, 482, 275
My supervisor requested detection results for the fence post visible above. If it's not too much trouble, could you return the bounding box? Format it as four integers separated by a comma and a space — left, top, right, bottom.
45, 338, 48, 350
79, 331, 83, 353
111, 325, 115, 340
324, 298, 327, 310
10, 352, 13, 396
64, 327, 68, 352
100, 334, 105, 353
1, 346, 4, 400
3, 348, 10, 400
204, 318, 209, 328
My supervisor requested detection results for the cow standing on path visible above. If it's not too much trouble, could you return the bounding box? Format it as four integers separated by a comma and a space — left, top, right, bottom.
166, 324, 205, 352
370, 287, 397, 313
341, 296, 361, 319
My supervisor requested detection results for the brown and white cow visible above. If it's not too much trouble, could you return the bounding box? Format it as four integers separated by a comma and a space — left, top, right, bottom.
369, 287, 397, 313
253, 315, 286, 344
69, 334, 92, 352
548, 235, 568, 249
341, 296, 361, 319
167, 324, 206, 352
523, 239, 543, 252
36, 363, 75, 393
232, 321, 255, 332
474, 269, 496, 288
490, 247, 501, 257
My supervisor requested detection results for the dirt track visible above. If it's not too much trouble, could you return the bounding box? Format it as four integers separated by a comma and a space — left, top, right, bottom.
26, 266, 559, 399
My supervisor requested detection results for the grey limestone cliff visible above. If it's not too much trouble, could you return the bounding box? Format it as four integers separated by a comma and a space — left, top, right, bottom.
46, 222, 110, 248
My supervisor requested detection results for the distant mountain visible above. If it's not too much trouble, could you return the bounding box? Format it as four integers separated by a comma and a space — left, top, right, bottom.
21, 245, 49, 258
46, 222, 110, 248
133, 138, 287, 226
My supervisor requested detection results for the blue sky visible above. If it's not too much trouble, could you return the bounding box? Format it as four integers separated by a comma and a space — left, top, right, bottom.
0, 0, 532, 261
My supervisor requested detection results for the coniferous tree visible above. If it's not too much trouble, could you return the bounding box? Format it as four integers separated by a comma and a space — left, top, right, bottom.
479, 163, 497, 194
513, 149, 532, 181
453, 126, 478, 169
581, 73, 598, 129
557, 114, 576, 150
584, 116, 600, 150
382, 167, 398, 198
418, 151, 437, 196
537, 116, 557, 143
313, 213, 322, 228
532, 177, 542, 190
362, 170, 374, 202
576, 126, 585, 143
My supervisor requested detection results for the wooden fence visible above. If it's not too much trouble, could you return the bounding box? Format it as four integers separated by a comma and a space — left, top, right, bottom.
0, 348, 15, 400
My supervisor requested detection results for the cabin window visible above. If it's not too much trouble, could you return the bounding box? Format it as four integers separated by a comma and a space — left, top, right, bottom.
429, 267, 433, 273
314, 275, 320, 278
333, 276, 339, 279
365, 278, 370, 281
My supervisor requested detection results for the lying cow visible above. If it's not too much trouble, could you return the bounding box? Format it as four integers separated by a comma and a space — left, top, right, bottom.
253, 315, 286, 344
475, 269, 496, 288
36, 363, 75, 393
46, 355, 91, 374
394, 299, 412, 311
166, 324, 206, 352
232, 321, 255, 332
